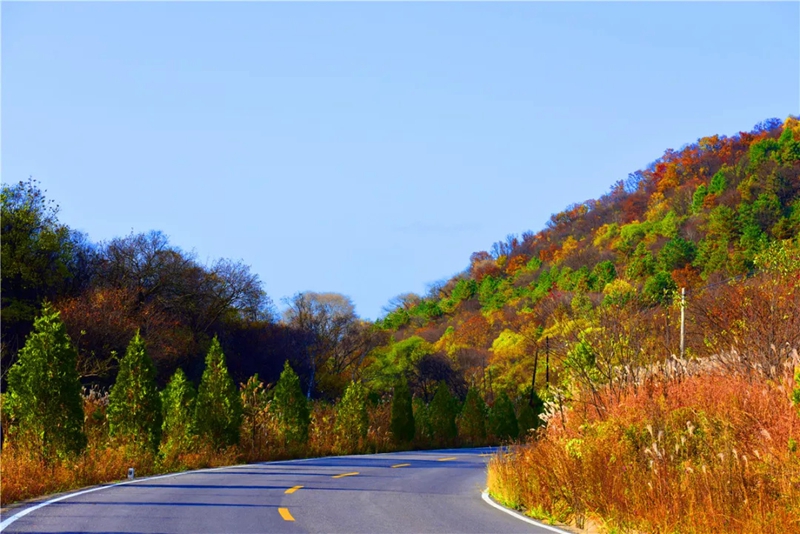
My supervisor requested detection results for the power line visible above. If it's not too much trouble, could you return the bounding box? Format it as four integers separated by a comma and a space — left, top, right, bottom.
685, 270, 755, 294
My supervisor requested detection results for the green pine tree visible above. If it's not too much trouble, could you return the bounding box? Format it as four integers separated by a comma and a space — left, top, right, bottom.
5, 303, 86, 459
709, 169, 727, 195
489, 392, 519, 442
107, 331, 163, 452
160, 368, 196, 455
271, 360, 310, 447
429, 382, 458, 447
194, 337, 242, 449
334, 381, 369, 452
240, 374, 268, 455
692, 184, 709, 213
413, 397, 432, 446
390, 376, 415, 445
457, 387, 487, 446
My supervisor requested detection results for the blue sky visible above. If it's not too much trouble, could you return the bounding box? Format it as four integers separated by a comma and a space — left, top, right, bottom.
3, 2, 798, 320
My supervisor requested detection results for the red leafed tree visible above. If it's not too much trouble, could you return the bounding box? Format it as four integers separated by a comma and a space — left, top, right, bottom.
471, 259, 501, 283
57, 287, 190, 382
505, 255, 529, 276
455, 313, 493, 349
671, 265, 703, 291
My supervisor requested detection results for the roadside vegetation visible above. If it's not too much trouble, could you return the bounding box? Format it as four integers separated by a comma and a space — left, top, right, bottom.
2, 116, 800, 533
1, 307, 521, 504
488, 358, 800, 533
487, 242, 800, 532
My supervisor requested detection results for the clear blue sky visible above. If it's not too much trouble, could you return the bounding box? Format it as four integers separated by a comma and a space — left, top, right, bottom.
3, 2, 798, 320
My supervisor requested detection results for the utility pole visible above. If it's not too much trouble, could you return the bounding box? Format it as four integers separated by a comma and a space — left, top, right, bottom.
545, 336, 550, 386
680, 287, 686, 359
530, 347, 539, 407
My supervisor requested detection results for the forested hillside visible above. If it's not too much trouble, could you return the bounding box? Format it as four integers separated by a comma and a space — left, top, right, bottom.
371, 116, 800, 401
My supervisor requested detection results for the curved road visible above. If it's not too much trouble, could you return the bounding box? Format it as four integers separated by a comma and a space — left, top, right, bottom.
1, 448, 562, 534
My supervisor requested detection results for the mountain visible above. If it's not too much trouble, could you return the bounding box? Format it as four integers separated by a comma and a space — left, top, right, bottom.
370, 116, 800, 398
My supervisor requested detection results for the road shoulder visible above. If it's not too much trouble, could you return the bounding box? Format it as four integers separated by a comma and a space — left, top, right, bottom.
481, 489, 581, 534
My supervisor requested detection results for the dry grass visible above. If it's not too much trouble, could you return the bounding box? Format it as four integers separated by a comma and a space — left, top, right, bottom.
2, 445, 147, 504
1, 398, 403, 506
0, 442, 248, 505
488, 359, 800, 533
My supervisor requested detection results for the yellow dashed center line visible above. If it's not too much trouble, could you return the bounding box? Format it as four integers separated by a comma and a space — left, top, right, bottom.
437, 457, 458, 462
391, 463, 411, 468
332, 471, 359, 479
278, 507, 295, 521
284, 485, 303, 494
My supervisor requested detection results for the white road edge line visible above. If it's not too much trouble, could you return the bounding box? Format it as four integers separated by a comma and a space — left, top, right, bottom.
481, 489, 571, 534
0, 449, 496, 532
0, 456, 323, 532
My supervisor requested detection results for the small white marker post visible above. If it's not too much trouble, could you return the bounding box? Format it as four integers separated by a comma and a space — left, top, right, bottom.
127, 468, 135, 480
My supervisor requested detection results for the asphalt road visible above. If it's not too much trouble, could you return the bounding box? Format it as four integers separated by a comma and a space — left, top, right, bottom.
1, 447, 562, 534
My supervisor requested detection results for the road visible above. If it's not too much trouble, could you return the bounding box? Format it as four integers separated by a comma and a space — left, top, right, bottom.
1, 447, 563, 534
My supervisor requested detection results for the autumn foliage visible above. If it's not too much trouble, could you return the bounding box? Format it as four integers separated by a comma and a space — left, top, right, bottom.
3, 116, 800, 531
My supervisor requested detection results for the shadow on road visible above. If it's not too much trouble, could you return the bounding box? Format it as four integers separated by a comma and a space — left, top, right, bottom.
48, 501, 278, 508
114, 484, 288, 490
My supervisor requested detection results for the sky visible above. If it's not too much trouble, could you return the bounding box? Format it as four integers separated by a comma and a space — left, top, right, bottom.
2, 2, 799, 321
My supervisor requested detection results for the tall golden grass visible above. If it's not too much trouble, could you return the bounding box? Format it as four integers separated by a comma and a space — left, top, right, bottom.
488, 356, 800, 533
